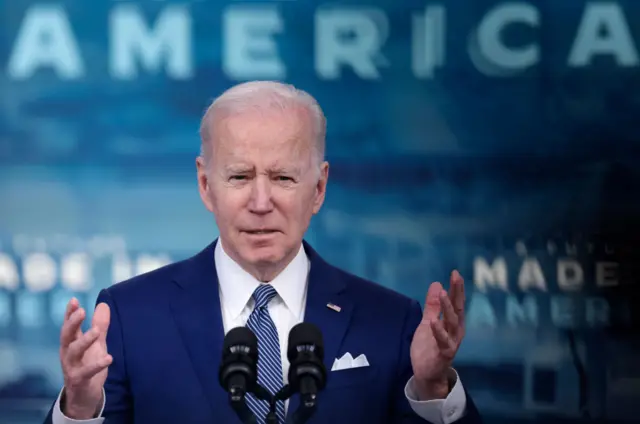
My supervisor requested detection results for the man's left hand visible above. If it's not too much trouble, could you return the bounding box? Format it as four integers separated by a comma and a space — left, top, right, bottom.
410, 270, 466, 400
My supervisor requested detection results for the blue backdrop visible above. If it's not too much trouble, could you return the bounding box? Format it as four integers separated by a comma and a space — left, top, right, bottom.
0, 0, 638, 422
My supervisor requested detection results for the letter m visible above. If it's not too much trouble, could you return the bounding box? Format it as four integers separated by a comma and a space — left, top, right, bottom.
473, 257, 508, 292
110, 5, 192, 79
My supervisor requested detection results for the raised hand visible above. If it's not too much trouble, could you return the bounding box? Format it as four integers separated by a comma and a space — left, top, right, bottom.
410, 270, 466, 399
59, 298, 113, 419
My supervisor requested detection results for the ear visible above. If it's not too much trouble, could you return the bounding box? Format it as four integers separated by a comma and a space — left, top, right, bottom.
312, 161, 329, 215
196, 157, 215, 213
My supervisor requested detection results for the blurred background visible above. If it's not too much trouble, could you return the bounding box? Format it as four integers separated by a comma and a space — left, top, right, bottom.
0, 0, 639, 423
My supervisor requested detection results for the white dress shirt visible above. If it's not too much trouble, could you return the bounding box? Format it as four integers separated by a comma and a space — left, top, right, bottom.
52, 241, 466, 424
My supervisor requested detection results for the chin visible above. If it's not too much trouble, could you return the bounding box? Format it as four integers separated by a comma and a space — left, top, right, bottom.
245, 246, 285, 265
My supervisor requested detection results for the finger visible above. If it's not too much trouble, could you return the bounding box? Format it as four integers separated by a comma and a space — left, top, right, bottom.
60, 307, 86, 348
449, 270, 465, 313
64, 298, 79, 321
430, 320, 455, 356
450, 270, 466, 328
64, 298, 83, 340
424, 282, 444, 322
92, 303, 111, 343
68, 355, 113, 386
440, 292, 459, 338
66, 327, 101, 364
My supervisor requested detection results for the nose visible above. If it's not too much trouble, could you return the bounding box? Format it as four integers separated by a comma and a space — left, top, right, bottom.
248, 176, 274, 214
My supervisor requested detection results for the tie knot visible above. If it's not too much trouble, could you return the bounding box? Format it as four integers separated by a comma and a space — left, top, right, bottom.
252, 284, 277, 309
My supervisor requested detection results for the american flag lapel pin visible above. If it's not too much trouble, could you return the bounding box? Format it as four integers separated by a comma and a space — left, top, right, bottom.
326, 303, 341, 312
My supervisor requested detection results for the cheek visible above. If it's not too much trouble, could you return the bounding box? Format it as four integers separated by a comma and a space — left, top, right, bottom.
279, 191, 315, 221
210, 187, 247, 222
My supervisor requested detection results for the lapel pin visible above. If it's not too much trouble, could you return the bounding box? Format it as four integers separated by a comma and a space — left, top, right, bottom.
326, 303, 341, 312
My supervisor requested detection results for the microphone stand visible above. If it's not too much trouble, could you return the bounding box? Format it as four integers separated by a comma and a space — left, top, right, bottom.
232, 381, 319, 424
289, 392, 317, 424
227, 382, 275, 424
268, 385, 317, 424
267, 385, 292, 424
228, 387, 257, 424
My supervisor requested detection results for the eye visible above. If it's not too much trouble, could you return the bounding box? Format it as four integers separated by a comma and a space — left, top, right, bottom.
276, 176, 294, 182
229, 175, 247, 181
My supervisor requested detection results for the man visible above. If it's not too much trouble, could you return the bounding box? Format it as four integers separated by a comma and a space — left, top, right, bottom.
44, 81, 482, 424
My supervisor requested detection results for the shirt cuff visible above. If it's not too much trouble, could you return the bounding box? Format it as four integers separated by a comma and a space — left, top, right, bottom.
51, 387, 106, 424
404, 368, 467, 424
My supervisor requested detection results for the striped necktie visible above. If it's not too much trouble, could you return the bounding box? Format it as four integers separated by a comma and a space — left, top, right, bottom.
245, 284, 286, 424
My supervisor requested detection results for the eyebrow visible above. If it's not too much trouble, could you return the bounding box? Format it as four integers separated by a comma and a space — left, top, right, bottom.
222, 164, 304, 176
269, 166, 302, 176
224, 164, 253, 173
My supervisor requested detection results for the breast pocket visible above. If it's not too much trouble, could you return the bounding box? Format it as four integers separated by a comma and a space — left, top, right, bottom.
324, 365, 378, 389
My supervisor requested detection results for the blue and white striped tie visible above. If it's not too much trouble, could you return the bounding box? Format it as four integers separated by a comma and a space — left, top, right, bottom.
245, 284, 286, 424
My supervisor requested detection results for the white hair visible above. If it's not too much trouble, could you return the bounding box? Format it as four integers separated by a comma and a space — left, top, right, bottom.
199, 81, 326, 170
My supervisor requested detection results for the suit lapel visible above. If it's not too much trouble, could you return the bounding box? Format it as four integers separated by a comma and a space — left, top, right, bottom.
170, 241, 238, 423
287, 241, 353, 420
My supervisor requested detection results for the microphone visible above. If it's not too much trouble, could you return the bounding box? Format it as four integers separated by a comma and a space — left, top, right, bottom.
219, 327, 261, 424
219, 327, 259, 398
287, 322, 327, 418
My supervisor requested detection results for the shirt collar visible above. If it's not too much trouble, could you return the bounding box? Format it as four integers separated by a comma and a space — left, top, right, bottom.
215, 239, 309, 321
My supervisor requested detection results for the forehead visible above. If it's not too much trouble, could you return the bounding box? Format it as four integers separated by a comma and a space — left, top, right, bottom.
210, 107, 315, 166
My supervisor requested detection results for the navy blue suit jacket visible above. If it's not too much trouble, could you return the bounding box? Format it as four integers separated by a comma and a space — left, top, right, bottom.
45, 240, 482, 424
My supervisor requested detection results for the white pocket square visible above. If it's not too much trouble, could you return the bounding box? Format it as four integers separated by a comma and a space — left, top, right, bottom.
331, 353, 370, 371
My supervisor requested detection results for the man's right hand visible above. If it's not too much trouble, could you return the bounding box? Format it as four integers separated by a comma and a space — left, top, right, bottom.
59, 298, 113, 419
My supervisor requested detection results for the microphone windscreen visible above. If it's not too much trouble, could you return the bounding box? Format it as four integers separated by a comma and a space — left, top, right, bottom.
287, 322, 324, 361
223, 327, 258, 360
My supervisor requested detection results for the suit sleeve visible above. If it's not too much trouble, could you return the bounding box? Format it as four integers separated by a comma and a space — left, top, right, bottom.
43, 289, 133, 424
390, 299, 483, 424
98, 288, 134, 423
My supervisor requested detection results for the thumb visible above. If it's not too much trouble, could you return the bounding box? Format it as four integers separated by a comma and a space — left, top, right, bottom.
423, 282, 443, 322
92, 302, 111, 339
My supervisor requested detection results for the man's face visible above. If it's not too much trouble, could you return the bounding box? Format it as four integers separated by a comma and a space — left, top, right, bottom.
196, 106, 328, 278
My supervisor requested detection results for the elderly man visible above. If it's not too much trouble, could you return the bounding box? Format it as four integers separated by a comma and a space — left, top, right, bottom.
44, 81, 482, 424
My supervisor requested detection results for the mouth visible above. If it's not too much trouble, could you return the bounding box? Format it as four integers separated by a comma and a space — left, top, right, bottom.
242, 229, 279, 235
